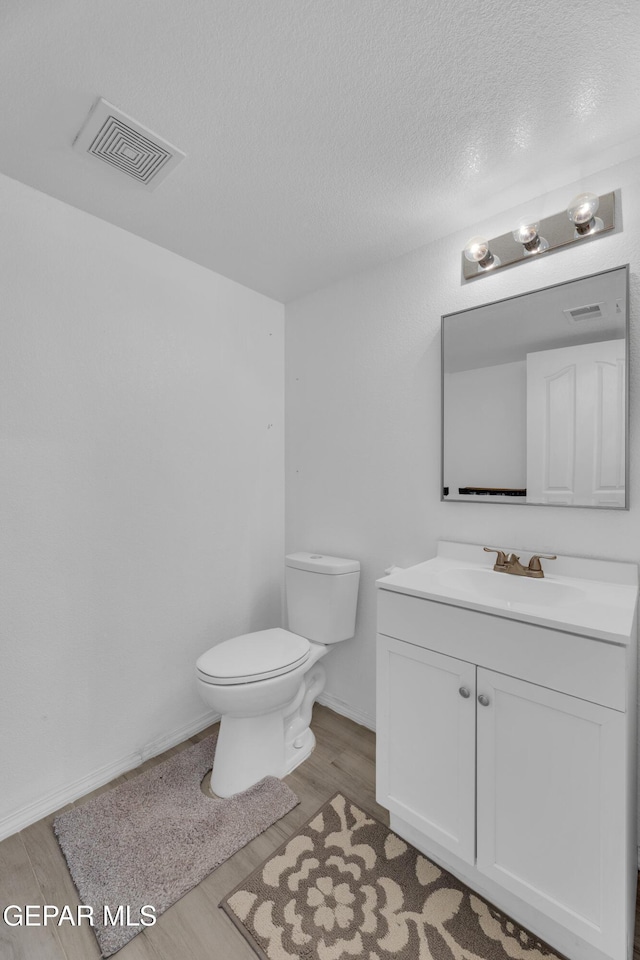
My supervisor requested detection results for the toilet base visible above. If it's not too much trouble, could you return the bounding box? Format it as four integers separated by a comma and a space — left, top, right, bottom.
209, 662, 326, 798
285, 726, 316, 774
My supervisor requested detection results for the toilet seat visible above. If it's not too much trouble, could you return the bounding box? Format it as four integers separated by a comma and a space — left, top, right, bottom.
196, 628, 311, 685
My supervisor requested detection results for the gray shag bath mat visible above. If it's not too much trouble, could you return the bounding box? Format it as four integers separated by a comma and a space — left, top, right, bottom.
221, 793, 564, 960
53, 733, 298, 957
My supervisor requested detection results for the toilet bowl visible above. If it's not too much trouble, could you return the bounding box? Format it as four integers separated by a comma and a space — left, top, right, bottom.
196, 552, 360, 797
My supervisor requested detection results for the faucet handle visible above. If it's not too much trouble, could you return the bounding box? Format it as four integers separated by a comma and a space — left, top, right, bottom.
528, 554, 557, 572
483, 547, 508, 566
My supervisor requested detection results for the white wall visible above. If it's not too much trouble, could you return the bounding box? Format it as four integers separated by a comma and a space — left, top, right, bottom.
286, 156, 640, 730
0, 173, 284, 835
444, 361, 527, 495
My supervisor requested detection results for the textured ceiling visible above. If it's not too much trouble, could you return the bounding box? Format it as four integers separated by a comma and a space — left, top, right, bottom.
1, 0, 640, 302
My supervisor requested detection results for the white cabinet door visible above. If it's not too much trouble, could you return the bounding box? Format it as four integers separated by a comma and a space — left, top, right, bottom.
376, 635, 476, 864
526, 339, 625, 506
476, 667, 627, 959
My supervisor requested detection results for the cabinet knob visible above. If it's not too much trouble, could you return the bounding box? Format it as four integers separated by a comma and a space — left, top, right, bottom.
459, 686, 471, 699
478, 694, 490, 707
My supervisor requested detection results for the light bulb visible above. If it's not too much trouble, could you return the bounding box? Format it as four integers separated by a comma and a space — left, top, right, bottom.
463, 236, 490, 262
567, 192, 603, 235
463, 237, 499, 270
512, 222, 539, 245
511, 221, 549, 255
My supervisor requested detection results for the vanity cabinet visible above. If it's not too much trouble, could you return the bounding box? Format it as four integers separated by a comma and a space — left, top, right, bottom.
376, 584, 637, 960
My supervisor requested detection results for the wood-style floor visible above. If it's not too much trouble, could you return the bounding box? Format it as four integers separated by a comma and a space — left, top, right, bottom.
0, 706, 387, 959
2, 705, 640, 959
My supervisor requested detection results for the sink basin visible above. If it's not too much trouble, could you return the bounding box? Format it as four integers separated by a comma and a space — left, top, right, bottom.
433, 567, 584, 607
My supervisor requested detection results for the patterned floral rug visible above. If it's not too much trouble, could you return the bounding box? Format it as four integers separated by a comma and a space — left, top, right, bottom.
220, 792, 565, 960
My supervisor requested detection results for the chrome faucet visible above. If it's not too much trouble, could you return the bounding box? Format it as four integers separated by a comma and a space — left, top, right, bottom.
483, 547, 557, 578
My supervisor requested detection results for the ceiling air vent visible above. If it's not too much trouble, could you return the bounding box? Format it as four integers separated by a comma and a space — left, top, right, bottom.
73, 98, 185, 190
562, 302, 605, 323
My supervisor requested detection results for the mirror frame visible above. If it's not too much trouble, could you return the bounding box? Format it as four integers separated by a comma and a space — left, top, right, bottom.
440, 264, 630, 509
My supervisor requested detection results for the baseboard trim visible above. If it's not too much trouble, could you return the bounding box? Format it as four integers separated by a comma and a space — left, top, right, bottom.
1, 697, 372, 842
0, 710, 220, 842
317, 691, 375, 732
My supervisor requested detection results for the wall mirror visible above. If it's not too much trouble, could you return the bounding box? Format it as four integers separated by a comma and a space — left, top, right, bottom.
441, 265, 629, 508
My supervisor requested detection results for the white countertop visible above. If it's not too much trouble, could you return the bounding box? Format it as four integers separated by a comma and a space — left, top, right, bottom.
376, 541, 638, 645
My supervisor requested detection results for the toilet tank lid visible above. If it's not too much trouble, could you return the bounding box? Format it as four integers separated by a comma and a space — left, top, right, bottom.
286, 552, 360, 575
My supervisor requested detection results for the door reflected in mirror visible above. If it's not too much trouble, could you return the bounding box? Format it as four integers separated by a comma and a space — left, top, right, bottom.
441, 265, 629, 508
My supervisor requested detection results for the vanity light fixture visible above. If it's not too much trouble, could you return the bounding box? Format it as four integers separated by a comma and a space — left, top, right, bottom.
461, 190, 616, 281
463, 236, 500, 272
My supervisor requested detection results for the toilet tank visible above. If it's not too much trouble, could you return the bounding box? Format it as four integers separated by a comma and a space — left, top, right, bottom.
285, 553, 360, 644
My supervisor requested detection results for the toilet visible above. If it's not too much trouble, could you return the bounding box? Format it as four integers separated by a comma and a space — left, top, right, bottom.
196, 552, 360, 797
